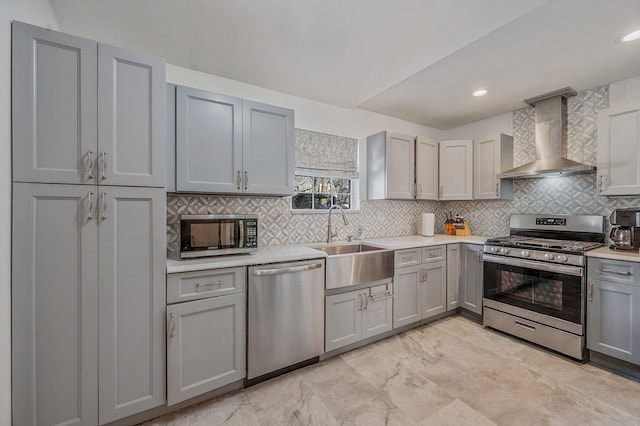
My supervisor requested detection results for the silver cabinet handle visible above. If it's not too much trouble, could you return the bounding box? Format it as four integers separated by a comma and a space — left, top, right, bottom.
168, 312, 175, 338
252, 262, 322, 276
244, 171, 248, 190
412, 183, 417, 197
99, 151, 106, 180
597, 175, 602, 191
588, 281, 594, 302
478, 251, 483, 263
236, 170, 241, 190
87, 191, 94, 220
515, 320, 536, 332
86, 149, 94, 179
601, 268, 632, 276
100, 192, 106, 220
417, 184, 423, 196
496, 182, 499, 197
440, 186, 444, 198
196, 281, 222, 288
359, 292, 364, 311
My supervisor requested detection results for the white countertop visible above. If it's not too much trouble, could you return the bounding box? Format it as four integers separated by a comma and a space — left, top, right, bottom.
167, 234, 488, 273
167, 244, 327, 274
587, 247, 640, 263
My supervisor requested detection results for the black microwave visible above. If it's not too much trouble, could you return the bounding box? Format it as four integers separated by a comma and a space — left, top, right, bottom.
180, 214, 258, 258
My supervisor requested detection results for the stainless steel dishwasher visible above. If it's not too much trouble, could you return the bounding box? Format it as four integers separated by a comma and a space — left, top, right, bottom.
247, 259, 325, 381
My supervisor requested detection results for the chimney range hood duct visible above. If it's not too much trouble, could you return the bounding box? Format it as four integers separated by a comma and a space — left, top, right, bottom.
497, 87, 596, 179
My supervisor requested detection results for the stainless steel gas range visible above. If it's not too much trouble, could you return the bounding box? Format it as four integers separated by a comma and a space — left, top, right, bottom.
482, 214, 605, 360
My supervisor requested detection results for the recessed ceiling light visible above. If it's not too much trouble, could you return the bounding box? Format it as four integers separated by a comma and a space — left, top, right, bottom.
473, 89, 488, 97
622, 30, 640, 42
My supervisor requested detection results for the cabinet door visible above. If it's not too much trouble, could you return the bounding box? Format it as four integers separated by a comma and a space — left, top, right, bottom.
416, 136, 438, 200
167, 293, 246, 405
12, 22, 98, 185
12, 183, 98, 426
242, 100, 295, 195
362, 284, 393, 339
393, 265, 421, 328
326, 290, 363, 352
439, 140, 473, 200
98, 44, 166, 187
98, 186, 166, 423
421, 261, 447, 319
461, 244, 483, 315
473, 134, 513, 200
166, 83, 177, 192
386, 133, 416, 199
176, 86, 243, 193
446, 244, 461, 310
587, 279, 640, 364
597, 103, 640, 195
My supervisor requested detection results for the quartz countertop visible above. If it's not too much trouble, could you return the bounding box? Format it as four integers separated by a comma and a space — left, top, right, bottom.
167, 244, 327, 274
167, 234, 489, 273
587, 247, 640, 263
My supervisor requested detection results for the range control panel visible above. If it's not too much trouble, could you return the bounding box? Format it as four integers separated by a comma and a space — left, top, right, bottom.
535, 217, 567, 226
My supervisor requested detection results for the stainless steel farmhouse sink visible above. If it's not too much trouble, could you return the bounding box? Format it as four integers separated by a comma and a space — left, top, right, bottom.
310, 243, 394, 289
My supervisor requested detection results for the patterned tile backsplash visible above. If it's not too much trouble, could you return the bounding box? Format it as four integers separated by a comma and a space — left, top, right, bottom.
167, 85, 640, 253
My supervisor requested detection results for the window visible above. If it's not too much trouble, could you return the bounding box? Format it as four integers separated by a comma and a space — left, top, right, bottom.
292, 175, 355, 210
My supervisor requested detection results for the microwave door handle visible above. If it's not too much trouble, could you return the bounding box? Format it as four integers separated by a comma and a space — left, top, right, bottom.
239, 219, 244, 248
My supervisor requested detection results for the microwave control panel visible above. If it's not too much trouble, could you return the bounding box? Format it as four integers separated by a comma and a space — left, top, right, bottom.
245, 219, 258, 247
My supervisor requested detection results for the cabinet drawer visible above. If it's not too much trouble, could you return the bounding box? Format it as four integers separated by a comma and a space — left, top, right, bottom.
167, 267, 246, 303
588, 258, 640, 285
422, 246, 445, 263
395, 248, 421, 268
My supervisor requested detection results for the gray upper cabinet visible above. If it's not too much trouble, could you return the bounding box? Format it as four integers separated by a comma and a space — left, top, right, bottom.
242, 100, 295, 195
439, 139, 473, 200
98, 187, 166, 424
12, 22, 166, 188
367, 131, 416, 200
596, 103, 640, 195
98, 44, 166, 188
473, 134, 513, 200
12, 183, 99, 426
460, 244, 483, 315
416, 136, 439, 200
175, 86, 294, 195
176, 86, 243, 193
12, 22, 98, 185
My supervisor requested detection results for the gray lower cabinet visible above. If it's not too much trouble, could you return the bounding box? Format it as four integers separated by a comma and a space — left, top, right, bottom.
166, 292, 246, 405
325, 283, 393, 352
12, 183, 166, 425
587, 258, 640, 365
175, 86, 294, 195
393, 246, 446, 328
446, 244, 461, 311
12, 22, 165, 188
460, 244, 483, 315
97, 186, 167, 424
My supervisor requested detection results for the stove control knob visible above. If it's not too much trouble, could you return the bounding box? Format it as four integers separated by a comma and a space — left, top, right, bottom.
521, 250, 530, 257
558, 255, 569, 263
500, 248, 509, 255
544, 253, 555, 261
491, 247, 500, 253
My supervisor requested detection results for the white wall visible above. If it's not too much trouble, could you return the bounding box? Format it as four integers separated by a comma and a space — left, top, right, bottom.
167, 64, 443, 141
440, 111, 513, 140
0, 2, 59, 425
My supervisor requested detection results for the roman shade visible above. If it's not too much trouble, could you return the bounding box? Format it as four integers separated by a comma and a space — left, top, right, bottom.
294, 129, 359, 179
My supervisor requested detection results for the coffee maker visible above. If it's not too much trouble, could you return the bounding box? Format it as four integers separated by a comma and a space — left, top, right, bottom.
609, 208, 640, 251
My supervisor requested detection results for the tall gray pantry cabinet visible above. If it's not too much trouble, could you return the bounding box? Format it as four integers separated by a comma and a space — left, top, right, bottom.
11, 22, 166, 425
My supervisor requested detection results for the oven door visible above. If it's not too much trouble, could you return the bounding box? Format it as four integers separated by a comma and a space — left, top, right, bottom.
483, 254, 584, 327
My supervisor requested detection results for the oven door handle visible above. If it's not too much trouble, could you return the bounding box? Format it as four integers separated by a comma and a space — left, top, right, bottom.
482, 254, 583, 277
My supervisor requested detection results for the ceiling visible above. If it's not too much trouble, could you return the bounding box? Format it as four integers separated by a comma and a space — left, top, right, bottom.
49, 0, 640, 130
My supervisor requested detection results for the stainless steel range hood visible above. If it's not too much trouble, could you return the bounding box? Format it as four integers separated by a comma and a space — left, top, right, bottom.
497, 87, 596, 179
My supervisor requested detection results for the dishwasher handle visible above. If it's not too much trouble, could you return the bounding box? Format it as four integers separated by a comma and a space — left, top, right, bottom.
252, 262, 323, 276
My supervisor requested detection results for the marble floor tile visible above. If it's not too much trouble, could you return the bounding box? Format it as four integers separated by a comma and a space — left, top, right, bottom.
141, 316, 640, 426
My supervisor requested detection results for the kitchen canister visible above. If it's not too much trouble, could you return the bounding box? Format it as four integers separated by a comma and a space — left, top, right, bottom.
421, 213, 435, 236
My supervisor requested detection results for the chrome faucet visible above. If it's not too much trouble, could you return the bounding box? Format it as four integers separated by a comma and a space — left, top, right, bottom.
327, 204, 349, 243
